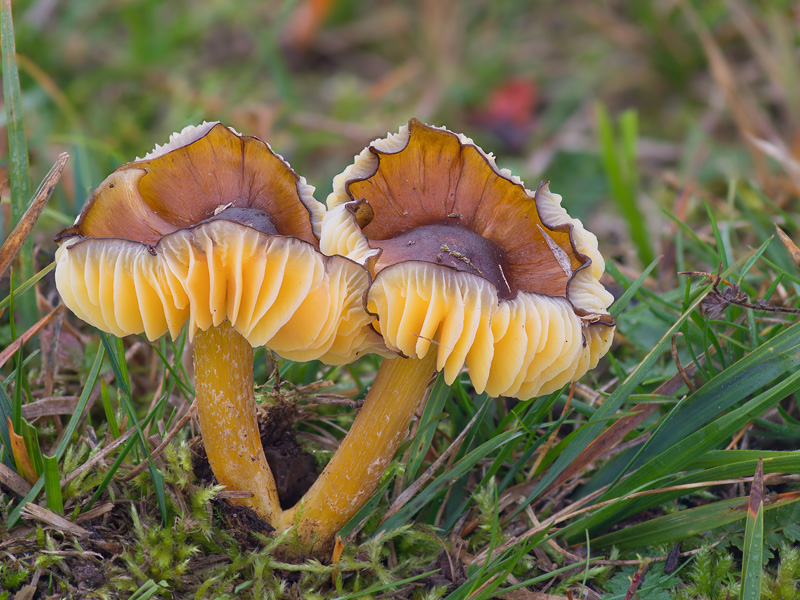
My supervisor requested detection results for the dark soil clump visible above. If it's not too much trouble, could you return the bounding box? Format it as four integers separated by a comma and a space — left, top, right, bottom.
190, 402, 319, 510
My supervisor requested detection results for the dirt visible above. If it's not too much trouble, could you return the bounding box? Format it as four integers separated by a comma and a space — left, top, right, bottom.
257, 403, 319, 509
190, 401, 319, 511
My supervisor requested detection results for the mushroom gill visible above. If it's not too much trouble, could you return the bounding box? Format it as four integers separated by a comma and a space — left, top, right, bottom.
287, 119, 615, 553
54, 122, 383, 526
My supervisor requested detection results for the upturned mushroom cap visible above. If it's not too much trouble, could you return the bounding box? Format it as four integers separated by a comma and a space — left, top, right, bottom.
321, 119, 615, 397
55, 122, 383, 363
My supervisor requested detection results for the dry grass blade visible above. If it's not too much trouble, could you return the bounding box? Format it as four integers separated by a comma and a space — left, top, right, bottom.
0, 460, 32, 495
748, 457, 764, 519
0, 304, 64, 369
774, 225, 800, 270
0, 152, 68, 278
74, 502, 114, 523
21, 396, 79, 420
747, 135, 800, 191
20, 502, 91, 537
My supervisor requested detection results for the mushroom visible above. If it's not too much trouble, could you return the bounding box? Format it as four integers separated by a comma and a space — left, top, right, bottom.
54, 122, 383, 526
284, 119, 615, 551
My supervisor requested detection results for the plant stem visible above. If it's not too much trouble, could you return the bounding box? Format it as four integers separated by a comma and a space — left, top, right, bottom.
280, 350, 438, 553
193, 321, 281, 525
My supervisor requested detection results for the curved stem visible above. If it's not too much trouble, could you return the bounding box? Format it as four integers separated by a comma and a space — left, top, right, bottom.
193, 321, 281, 525
279, 351, 438, 553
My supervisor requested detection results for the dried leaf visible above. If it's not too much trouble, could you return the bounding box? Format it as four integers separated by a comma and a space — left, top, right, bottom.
748, 457, 764, 519
7, 417, 37, 484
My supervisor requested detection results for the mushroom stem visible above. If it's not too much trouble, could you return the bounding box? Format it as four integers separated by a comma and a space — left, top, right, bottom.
193, 321, 281, 525
279, 350, 438, 552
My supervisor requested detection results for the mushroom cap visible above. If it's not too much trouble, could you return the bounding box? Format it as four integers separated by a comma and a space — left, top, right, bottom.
321, 119, 615, 397
55, 122, 385, 364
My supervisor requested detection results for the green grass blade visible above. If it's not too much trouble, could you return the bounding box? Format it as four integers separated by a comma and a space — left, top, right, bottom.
100, 380, 121, 440
596, 104, 653, 266
607, 256, 661, 318
585, 318, 800, 497
101, 333, 167, 523
1, 0, 35, 325
81, 402, 164, 515
565, 367, 800, 542
590, 491, 800, 550
740, 460, 764, 600
7, 343, 104, 527
0, 262, 56, 313
0, 381, 13, 462
628, 318, 800, 468
377, 429, 523, 533
332, 569, 439, 600
42, 454, 63, 515
129, 580, 169, 600
404, 372, 449, 485
21, 419, 43, 477
704, 198, 729, 269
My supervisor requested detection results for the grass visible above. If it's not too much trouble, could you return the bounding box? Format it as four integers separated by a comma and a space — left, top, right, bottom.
3, 0, 800, 598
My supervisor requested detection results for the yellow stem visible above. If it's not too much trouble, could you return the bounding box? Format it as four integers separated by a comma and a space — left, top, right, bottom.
193, 321, 281, 525
279, 350, 438, 554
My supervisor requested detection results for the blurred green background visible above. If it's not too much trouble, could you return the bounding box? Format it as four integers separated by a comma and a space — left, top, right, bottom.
3, 0, 800, 270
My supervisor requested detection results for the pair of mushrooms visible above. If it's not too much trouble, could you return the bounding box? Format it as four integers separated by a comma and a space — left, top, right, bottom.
54, 120, 615, 555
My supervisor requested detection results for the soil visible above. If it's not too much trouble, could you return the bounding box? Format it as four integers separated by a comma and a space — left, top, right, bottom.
190, 401, 319, 511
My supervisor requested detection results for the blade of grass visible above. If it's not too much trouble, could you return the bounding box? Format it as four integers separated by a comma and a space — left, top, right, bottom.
404, 372, 449, 485
565, 366, 800, 541
376, 428, 523, 534
607, 256, 661, 318
100, 333, 167, 523
20, 419, 43, 478
7, 343, 104, 528
7, 417, 36, 483
332, 569, 440, 600
100, 380, 121, 439
590, 490, 799, 550
0, 383, 12, 463
42, 454, 62, 515
80, 395, 166, 516
740, 459, 764, 600
583, 309, 800, 498
596, 104, 653, 266
1, 0, 35, 326
626, 318, 800, 470
0, 262, 56, 314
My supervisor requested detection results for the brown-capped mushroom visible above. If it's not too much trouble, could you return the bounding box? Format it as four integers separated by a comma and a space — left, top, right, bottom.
55, 122, 383, 525
284, 119, 615, 551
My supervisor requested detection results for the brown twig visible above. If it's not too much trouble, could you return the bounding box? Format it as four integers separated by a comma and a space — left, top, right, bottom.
670, 332, 696, 393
